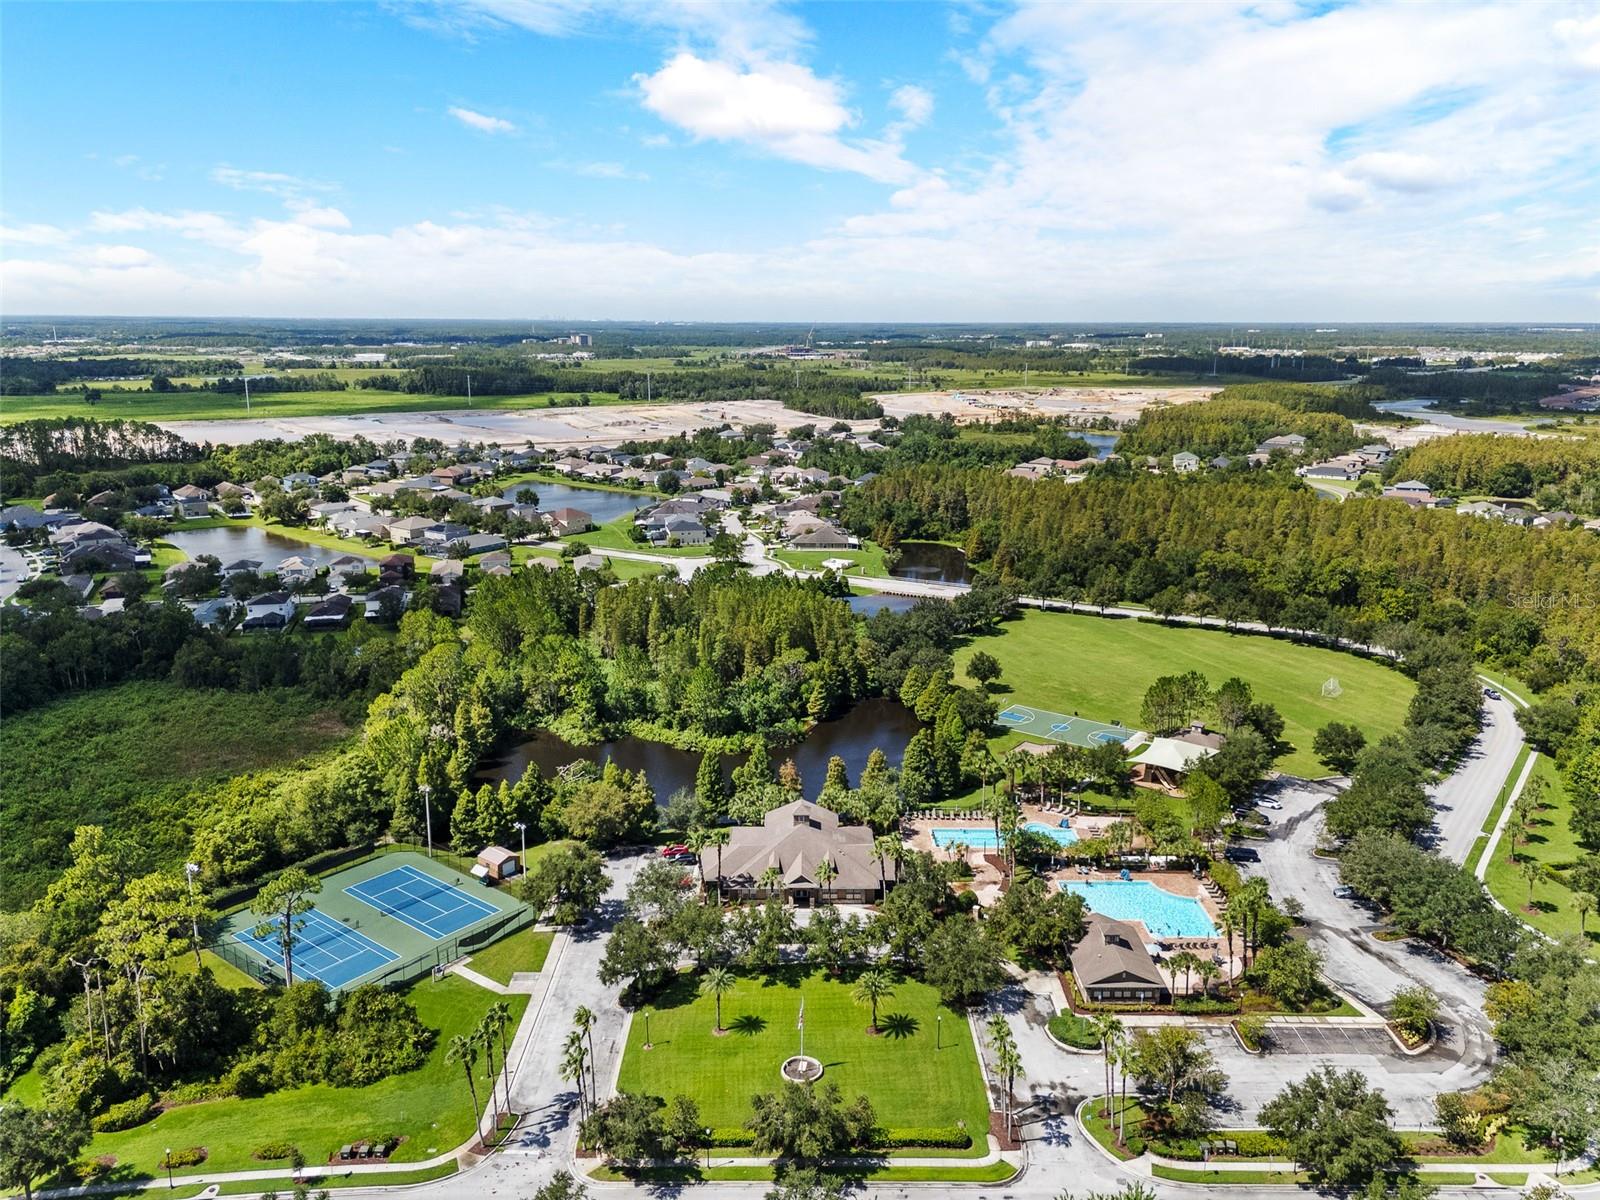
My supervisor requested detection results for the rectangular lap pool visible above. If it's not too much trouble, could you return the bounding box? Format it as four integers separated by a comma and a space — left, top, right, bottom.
1059, 880, 1217, 939
931, 821, 1079, 849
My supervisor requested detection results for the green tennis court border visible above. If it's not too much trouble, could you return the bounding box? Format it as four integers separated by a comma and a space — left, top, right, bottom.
212, 850, 529, 991
994, 703, 1143, 749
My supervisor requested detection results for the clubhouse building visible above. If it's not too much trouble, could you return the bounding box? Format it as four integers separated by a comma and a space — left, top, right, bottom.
714, 799, 895, 906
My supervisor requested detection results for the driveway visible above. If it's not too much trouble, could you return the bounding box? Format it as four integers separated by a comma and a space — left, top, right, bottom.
1429, 692, 1523, 864
1250, 780, 1499, 1094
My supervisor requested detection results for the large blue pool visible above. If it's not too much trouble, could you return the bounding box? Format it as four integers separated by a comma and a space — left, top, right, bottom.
931, 821, 1079, 849
1059, 880, 1217, 939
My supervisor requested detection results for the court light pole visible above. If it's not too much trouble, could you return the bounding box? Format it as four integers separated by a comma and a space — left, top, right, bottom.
184, 862, 202, 967
514, 820, 526, 865
420, 785, 433, 858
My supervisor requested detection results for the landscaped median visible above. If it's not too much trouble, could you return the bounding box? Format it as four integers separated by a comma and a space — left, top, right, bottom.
1080, 1094, 1562, 1179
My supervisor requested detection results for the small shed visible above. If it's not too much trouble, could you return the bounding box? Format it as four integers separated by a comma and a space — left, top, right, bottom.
474, 845, 521, 881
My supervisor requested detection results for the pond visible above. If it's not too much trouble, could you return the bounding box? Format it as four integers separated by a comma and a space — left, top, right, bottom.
1079, 431, 1119, 459
1373, 397, 1537, 434
500, 478, 652, 526
846, 593, 922, 616
164, 523, 375, 570
888, 542, 971, 585
480, 697, 921, 805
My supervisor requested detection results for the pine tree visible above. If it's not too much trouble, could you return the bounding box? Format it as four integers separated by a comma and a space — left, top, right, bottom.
695, 751, 727, 817
900, 730, 937, 805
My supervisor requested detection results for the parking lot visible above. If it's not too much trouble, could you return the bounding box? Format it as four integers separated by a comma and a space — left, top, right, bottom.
1258, 1023, 1400, 1056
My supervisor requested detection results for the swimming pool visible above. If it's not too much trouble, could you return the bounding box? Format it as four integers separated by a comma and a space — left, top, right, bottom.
931, 821, 1079, 849
1059, 880, 1217, 939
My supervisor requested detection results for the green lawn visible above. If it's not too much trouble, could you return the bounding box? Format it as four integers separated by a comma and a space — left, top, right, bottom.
614, 969, 990, 1145
592, 1161, 1018, 1184
467, 926, 553, 984
953, 609, 1415, 777
1484, 756, 1591, 941
85, 975, 527, 1178
571, 512, 711, 556
772, 541, 891, 577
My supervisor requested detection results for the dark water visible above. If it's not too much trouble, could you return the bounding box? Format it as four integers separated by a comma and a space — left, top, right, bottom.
847, 593, 921, 616
888, 542, 971, 585
499, 479, 651, 525
481, 697, 920, 803
1080, 431, 1119, 458
165, 524, 375, 569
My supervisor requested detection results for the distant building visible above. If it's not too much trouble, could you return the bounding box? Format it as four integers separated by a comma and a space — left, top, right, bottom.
1171, 452, 1200, 474
713, 800, 895, 905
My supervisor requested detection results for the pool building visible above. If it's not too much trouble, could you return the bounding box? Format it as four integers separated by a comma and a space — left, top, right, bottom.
1071, 913, 1171, 1005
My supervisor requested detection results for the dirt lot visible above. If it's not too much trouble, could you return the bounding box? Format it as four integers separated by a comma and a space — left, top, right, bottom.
874, 385, 1219, 425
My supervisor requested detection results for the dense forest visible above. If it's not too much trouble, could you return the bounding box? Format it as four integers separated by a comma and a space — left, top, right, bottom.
843, 466, 1600, 686
1387, 433, 1600, 512
1114, 393, 1362, 459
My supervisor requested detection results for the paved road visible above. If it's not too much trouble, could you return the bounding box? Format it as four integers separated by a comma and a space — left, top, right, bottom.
1248, 780, 1499, 1113
0, 542, 30, 601
1429, 692, 1523, 865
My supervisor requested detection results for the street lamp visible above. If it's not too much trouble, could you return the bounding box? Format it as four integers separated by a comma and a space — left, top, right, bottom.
420, 785, 433, 858
642, 1008, 653, 1050
184, 862, 202, 967
513, 820, 526, 866
703, 1126, 712, 1170
164, 1148, 173, 1190
936, 1013, 942, 1051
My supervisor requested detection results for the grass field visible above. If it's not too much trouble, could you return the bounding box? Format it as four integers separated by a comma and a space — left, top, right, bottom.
1483, 756, 1591, 941
1466, 744, 1532, 875
953, 610, 1415, 777
0, 389, 624, 424
0, 681, 352, 909
572, 512, 711, 556
614, 969, 989, 1144
84, 974, 526, 1178
467, 926, 553, 985
772, 541, 891, 577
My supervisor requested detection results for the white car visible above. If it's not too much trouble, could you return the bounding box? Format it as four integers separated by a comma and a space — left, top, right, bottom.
1258, 797, 1283, 810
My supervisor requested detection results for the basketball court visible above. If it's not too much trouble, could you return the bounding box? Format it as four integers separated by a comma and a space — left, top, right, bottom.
994, 703, 1143, 749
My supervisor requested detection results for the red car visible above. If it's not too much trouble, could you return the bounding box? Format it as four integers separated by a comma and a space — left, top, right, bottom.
660, 843, 689, 858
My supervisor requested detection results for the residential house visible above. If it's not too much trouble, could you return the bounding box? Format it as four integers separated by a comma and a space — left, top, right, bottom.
330, 513, 390, 541
172, 484, 212, 503
364, 585, 410, 618
570, 553, 607, 574
242, 592, 297, 630
654, 516, 708, 546
788, 524, 857, 550
421, 523, 473, 551
386, 516, 441, 546
302, 593, 355, 631
0, 505, 48, 530
545, 508, 593, 536
326, 554, 371, 585
472, 495, 514, 515
1256, 434, 1307, 456
275, 556, 318, 585
1071, 913, 1172, 1005
308, 501, 357, 524
1172, 452, 1200, 473
281, 472, 319, 490
712, 799, 896, 905
221, 557, 264, 578
453, 532, 508, 556
378, 553, 415, 579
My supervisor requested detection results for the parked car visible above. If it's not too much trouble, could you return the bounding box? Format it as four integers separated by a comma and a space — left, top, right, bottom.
1483, 687, 1502, 700
1258, 797, 1283, 810
1224, 846, 1260, 863
1333, 884, 1356, 899
660, 843, 689, 857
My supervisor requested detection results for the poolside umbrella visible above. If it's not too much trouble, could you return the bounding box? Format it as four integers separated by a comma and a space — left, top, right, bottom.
1119, 868, 1132, 881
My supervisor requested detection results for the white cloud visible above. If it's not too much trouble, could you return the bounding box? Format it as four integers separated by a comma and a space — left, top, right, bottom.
83, 244, 155, 268
545, 159, 649, 180
211, 166, 334, 197
636, 52, 916, 183
1, 222, 73, 246
448, 105, 517, 133
888, 84, 933, 130
1344, 151, 1459, 194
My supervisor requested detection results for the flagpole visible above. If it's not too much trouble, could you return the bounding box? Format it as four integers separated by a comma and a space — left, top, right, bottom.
798, 998, 805, 1059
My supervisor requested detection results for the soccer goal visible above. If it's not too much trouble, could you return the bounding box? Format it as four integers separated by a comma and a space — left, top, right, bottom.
1321, 677, 1342, 698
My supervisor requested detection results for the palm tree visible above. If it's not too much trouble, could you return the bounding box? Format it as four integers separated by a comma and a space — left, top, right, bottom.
686, 828, 709, 896
561, 1029, 590, 1118
1114, 1039, 1133, 1144
985, 1014, 1022, 1139
573, 1006, 598, 1102
872, 835, 901, 899
852, 969, 895, 1034
1195, 959, 1221, 999
488, 1000, 514, 1115
700, 966, 736, 1033
1089, 1013, 1123, 1117
1522, 857, 1544, 909
446, 1034, 480, 1127
475, 1023, 502, 1131
1220, 909, 1237, 967
1169, 950, 1200, 1000
705, 829, 731, 902
815, 856, 838, 906
759, 864, 783, 901
1578, 891, 1595, 936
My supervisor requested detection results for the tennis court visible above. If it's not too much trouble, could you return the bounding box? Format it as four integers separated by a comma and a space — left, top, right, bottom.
233, 908, 398, 990
995, 703, 1141, 749
346, 863, 500, 940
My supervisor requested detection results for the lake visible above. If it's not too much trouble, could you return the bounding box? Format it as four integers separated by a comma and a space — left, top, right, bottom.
480, 697, 920, 804
847, 593, 922, 616
888, 542, 971, 585
1080, 431, 1119, 458
165, 523, 375, 570
1374, 397, 1537, 434
500, 478, 652, 525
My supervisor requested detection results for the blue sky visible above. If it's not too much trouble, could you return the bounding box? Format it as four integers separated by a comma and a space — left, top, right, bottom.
2, 0, 1598, 320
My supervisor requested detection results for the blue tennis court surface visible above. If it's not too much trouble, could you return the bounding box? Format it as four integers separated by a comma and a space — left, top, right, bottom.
345, 864, 499, 940
995, 704, 1139, 749
233, 908, 398, 989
